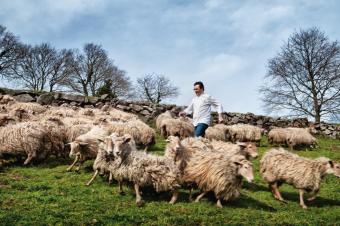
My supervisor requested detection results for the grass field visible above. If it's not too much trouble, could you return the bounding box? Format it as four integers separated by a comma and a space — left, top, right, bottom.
0, 134, 340, 226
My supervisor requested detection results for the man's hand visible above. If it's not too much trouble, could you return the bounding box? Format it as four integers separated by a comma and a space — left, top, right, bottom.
218, 113, 224, 123
179, 111, 186, 117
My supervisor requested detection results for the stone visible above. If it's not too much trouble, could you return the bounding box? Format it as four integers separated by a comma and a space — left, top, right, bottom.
87, 96, 99, 104
143, 106, 153, 112
131, 104, 143, 112
13, 94, 35, 102
100, 94, 109, 100
140, 110, 151, 116
59, 93, 84, 103
37, 93, 55, 105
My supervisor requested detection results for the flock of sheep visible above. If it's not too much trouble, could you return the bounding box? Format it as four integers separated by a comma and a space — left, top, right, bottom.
0, 94, 339, 209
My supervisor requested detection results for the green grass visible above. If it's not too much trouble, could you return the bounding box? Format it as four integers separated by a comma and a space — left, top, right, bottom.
1, 135, 340, 226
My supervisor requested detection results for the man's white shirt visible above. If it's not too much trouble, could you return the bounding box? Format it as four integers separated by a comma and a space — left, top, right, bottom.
183, 93, 223, 126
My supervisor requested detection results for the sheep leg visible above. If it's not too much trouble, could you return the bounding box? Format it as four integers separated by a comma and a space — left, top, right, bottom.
216, 199, 223, 208
195, 191, 207, 202
66, 155, 79, 172
118, 181, 125, 195
188, 187, 193, 202
169, 190, 178, 204
108, 172, 113, 185
75, 157, 85, 172
299, 189, 307, 209
134, 184, 144, 206
270, 183, 286, 202
23, 152, 36, 165
143, 146, 148, 152
307, 191, 318, 201
86, 170, 99, 186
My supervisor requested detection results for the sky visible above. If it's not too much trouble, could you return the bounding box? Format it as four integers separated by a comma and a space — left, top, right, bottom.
1, 0, 340, 116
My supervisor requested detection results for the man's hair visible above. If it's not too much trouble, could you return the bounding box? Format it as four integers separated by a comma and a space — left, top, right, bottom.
194, 81, 204, 90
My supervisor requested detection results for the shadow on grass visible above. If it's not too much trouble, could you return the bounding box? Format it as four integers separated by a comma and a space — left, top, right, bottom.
128, 186, 277, 211
243, 182, 269, 192
277, 190, 340, 208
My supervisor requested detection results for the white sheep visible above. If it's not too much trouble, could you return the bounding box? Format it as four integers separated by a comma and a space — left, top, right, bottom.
86, 135, 116, 186
210, 140, 258, 159
155, 110, 173, 130
183, 152, 254, 208
105, 119, 156, 150
228, 124, 263, 144
268, 127, 317, 150
205, 124, 231, 141
160, 117, 194, 139
0, 122, 50, 165
108, 134, 181, 206
260, 148, 340, 208
67, 126, 110, 172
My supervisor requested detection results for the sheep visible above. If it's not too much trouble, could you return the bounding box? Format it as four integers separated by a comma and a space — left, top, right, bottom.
155, 110, 173, 129
267, 128, 289, 146
105, 119, 156, 150
85, 135, 116, 186
286, 128, 317, 150
7, 102, 47, 115
160, 117, 194, 139
0, 114, 15, 127
44, 106, 79, 118
164, 136, 256, 204
108, 108, 138, 121
205, 124, 231, 141
268, 127, 317, 150
108, 134, 181, 206
183, 152, 254, 208
228, 124, 263, 144
260, 148, 340, 208
0, 122, 50, 165
64, 124, 93, 143
210, 140, 258, 160
0, 94, 15, 104
67, 126, 110, 172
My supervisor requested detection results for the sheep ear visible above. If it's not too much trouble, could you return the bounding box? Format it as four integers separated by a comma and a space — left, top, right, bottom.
236, 142, 247, 150
329, 160, 334, 168
233, 161, 242, 166
97, 138, 104, 143
79, 142, 88, 146
123, 137, 131, 144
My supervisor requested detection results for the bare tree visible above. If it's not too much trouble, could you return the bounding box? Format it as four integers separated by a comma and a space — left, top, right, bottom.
8, 43, 72, 92
66, 43, 127, 97
96, 69, 133, 99
260, 28, 340, 123
136, 74, 179, 104
0, 25, 23, 77
48, 49, 74, 92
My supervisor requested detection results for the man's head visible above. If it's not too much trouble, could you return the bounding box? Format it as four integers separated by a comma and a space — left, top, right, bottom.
194, 81, 204, 96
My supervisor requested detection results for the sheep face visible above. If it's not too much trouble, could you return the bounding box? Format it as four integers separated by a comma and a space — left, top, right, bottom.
231, 156, 254, 183
111, 135, 132, 158
237, 142, 258, 159
326, 161, 340, 178
69, 141, 88, 157
98, 136, 115, 157
165, 136, 182, 158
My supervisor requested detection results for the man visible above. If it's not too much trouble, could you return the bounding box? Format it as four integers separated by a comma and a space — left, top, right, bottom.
179, 81, 224, 137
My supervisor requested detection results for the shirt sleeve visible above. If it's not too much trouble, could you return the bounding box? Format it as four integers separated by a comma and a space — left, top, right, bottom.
208, 95, 223, 113
183, 99, 194, 115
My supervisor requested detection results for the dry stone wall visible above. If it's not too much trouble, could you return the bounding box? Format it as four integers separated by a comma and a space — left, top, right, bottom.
0, 87, 338, 139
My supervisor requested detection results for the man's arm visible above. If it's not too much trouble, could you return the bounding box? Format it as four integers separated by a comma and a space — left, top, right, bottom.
179, 99, 194, 116
208, 96, 224, 123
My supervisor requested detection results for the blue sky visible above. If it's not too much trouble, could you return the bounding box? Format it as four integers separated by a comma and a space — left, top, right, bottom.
1, 0, 340, 115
